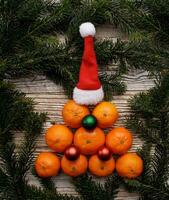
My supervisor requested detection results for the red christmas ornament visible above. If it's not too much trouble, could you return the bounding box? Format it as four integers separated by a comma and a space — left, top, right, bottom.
97, 146, 112, 161
64, 145, 80, 161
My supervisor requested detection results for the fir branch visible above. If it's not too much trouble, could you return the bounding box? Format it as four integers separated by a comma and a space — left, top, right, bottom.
72, 174, 120, 200
1, 1, 169, 199
1, 0, 169, 100
124, 74, 169, 199
67, 0, 140, 41
0, 82, 79, 200
24, 184, 80, 200
0, 83, 46, 199
124, 179, 169, 200
138, 0, 169, 47
100, 72, 126, 100
2, 0, 169, 101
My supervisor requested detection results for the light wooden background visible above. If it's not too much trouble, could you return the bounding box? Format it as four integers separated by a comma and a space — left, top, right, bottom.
11, 26, 155, 199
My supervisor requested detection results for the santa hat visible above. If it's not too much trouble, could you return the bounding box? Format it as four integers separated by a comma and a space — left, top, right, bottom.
73, 22, 104, 105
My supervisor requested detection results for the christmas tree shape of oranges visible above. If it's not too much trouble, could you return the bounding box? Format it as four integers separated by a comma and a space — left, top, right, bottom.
35, 100, 143, 178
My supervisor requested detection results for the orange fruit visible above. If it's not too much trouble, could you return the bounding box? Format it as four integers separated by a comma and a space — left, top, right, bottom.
61, 154, 88, 177
89, 155, 115, 177
116, 153, 143, 178
45, 125, 73, 153
62, 100, 90, 128
106, 127, 133, 155
74, 127, 105, 155
35, 152, 60, 178
92, 101, 119, 128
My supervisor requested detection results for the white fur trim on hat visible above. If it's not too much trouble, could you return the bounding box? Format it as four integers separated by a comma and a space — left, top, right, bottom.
79, 22, 96, 38
73, 86, 104, 105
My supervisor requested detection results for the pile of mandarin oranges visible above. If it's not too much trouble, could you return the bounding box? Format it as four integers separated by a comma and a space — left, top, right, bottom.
35, 100, 143, 178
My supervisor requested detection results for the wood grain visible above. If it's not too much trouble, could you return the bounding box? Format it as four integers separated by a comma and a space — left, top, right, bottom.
10, 70, 154, 200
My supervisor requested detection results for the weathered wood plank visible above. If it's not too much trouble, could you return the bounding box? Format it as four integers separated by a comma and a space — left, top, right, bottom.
10, 70, 154, 199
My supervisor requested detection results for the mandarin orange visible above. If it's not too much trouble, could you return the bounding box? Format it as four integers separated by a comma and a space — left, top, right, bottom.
74, 127, 105, 155
62, 100, 90, 128
89, 155, 115, 177
45, 125, 73, 153
61, 154, 88, 177
106, 127, 133, 155
35, 152, 60, 178
116, 153, 143, 178
92, 101, 119, 128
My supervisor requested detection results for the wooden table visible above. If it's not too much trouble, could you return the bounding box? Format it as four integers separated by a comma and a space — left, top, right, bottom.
11, 69, 154, 199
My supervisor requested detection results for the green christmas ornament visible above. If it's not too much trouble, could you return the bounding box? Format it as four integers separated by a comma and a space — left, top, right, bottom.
82, 114, 97, 130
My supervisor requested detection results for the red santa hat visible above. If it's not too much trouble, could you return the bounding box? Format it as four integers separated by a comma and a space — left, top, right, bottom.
73, 22, 104, 105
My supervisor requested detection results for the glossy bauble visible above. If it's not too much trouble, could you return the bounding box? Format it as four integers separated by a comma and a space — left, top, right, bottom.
82, 114, 97, 130
97, 146, 112, 161
64, 145, 80, 161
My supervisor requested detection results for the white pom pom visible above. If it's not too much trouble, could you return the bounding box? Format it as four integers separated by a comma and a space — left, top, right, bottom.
79, 22, 96, 38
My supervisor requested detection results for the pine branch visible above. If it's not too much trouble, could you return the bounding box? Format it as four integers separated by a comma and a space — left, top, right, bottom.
72, 174, 120, 200
124, 179, 169, 200
2, 0, 169, 102
103, 174, 121, 199
24, 184, 80, 200
124, 74, 169, 199
100, 72, 126, 100
0, 82, 80, 200
0, 83, 46, 199
137, 0, 169, 47
67, 0, 140, 41
1, 0, 169, 199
